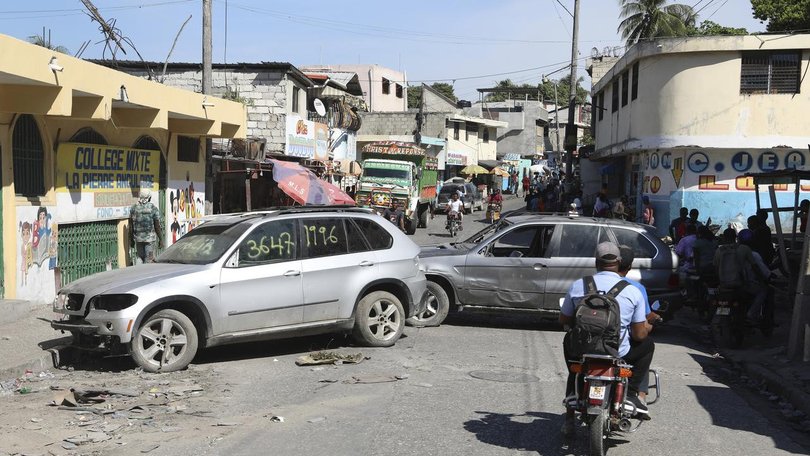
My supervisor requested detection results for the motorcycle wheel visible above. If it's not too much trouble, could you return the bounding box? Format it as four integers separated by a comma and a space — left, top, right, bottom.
588, 409, 608, 456
449, 223, 456, 237
711, 313, 734, 348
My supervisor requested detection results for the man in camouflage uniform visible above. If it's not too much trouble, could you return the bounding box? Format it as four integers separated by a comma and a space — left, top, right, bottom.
130, 188, 163, 264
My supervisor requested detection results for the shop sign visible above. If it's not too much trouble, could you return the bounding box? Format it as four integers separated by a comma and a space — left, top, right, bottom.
314, 122, 329, 161
285, 116, 315, 158
57, 142, 160, 194
446, 151, 467, 166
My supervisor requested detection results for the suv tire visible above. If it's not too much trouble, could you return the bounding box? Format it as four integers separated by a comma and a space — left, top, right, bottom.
130, 309, 198, 373
352, 291, 405, 347
407, 281, 449, 327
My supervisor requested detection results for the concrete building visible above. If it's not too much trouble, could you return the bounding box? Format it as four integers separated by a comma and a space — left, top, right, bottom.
465, 100, 549, 160
591, 34, 810, 233
0, 34, 245, 303
356, 85, 505, 178
303, 65, 407, 112
95, 61, 313, 155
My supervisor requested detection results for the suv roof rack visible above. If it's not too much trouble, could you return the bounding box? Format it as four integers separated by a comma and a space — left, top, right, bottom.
275, 205, 373, 216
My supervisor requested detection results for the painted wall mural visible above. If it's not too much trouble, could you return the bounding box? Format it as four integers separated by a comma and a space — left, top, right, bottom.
167, 180, 205, 245
17, 206, 58, 301
641, 149, 810, 232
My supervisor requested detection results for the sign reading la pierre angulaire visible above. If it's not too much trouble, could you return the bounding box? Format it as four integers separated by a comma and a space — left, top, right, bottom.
56, 143, 161, 195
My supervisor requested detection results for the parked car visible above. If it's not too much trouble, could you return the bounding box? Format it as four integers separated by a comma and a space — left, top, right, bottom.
51, 207, 428, 372
437, 182, 484, 214
410, 214, 679, 326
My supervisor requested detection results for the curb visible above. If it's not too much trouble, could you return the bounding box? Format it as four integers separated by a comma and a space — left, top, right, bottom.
0, 341, 72, 382
738, 361, 810, 419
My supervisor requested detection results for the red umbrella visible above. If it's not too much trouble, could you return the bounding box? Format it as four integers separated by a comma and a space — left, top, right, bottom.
269, 159, 355, 206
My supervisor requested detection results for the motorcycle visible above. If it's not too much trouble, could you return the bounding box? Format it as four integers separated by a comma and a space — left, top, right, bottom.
486, 202, 501, 224
446, 212, 461, 237
565, 357, 661, 456
708, 286, 747, 348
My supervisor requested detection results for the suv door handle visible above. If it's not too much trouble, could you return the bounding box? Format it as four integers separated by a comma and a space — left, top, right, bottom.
283, 270, 301, 277
359, 261, 375, 267
533, 264, 547, 270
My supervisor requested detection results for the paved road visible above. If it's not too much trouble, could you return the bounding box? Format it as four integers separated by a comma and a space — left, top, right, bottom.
1, 197, 808, 455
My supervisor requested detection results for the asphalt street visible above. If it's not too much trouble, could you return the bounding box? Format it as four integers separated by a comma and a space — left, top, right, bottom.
1, 198, 808, 455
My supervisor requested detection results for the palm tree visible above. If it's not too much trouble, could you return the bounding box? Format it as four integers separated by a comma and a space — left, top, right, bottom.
618, 0, 696, 46
28, 30, 69, 54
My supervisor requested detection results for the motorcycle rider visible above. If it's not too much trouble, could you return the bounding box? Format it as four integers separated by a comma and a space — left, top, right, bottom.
446, 192, 464, 231
560, 242, 655, 436
714, 228, 769, 316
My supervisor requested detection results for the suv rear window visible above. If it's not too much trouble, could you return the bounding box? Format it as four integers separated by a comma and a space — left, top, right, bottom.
440, 185, 463, 195
353, 218, 393, 250
611, 227, 657, 259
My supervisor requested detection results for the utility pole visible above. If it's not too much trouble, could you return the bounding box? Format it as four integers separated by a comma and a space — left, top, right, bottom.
564, 0, 580, 190
202, 0, 214, 213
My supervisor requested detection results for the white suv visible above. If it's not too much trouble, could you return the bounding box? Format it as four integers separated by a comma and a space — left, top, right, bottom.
52, 207, 428, 372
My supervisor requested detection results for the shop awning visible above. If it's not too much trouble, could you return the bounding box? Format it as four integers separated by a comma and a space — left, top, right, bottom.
478, 160, 502, 170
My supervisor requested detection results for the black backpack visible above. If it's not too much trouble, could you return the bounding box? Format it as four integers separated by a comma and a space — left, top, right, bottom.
569, 276, 628, 358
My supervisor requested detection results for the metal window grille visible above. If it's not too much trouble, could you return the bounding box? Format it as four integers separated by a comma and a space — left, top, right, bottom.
69, 128, 108, 145
382, 78, 390, 95
58, 220, 119, 287
12, 114, 45, 197
395, 84, 403, 98
741, 52, 800, 94
177, 136, 200, 162
631, 62, 639, 100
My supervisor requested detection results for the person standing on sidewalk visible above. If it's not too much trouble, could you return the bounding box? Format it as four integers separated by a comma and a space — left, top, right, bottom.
130, 188, 163, 264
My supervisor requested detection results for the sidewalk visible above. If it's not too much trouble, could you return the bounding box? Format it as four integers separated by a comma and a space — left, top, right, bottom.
677, 295, 810, 424
0, 301, 70, 382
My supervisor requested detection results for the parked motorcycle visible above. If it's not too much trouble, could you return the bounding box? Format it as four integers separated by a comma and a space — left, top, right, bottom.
486, 202, 501, 224
565, 357, 661, 456
709, 286, 747, 348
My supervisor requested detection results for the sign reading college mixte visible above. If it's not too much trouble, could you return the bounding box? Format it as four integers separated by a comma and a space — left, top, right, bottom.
56, 142, 161, 221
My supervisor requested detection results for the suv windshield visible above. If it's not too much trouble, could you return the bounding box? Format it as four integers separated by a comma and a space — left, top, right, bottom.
461, 219, 512, 244
158, 222, 250, 265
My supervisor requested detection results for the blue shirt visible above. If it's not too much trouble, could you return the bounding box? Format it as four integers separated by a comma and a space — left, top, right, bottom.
561, 271, 647, 357
622, 276, 651, 315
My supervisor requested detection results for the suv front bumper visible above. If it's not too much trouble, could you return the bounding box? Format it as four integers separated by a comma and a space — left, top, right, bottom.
51, 312, 136, 343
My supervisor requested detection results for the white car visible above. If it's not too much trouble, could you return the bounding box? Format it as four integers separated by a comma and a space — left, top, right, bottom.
52, 207, 428, 372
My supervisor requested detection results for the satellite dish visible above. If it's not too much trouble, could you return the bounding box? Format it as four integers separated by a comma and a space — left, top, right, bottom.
590, 47, 600, 58
613, 46, 623, 57
313, 98, 326, 117
603, 46, 612, 57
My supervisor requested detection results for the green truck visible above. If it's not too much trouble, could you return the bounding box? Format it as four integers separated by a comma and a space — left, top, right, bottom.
356, 142, 438, 235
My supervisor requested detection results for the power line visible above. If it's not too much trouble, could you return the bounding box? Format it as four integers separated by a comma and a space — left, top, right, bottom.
707, 0, 730, 20
555, 0, 574, 18
0, 0, 194, 14
695, 0, 719, 16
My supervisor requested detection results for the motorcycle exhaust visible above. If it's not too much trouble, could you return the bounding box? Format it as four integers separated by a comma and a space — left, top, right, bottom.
618, 418, 633, 432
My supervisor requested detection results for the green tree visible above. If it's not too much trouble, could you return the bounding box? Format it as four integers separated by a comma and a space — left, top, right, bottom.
688, 20, 748, 36
618, 0, 696, 45
28, 32, 69, 53
431, 82, 457, 103
751, 0, 810, 32
484, 78, 589, 105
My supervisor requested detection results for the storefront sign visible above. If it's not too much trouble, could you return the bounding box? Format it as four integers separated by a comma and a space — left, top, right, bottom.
446, 151, 467, 166
314, 122, 329, 161
56, 143, 160, 193
285, 116, 316, 158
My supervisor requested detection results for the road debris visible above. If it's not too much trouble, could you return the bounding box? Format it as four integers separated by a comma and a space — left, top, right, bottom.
268, 415, 285, 423
344, 375, 400, 384
295, 351, 367, 366
141, 443, 161, 453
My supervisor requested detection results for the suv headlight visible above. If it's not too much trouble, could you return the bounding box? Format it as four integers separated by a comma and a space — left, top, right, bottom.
90, 294, 139, 312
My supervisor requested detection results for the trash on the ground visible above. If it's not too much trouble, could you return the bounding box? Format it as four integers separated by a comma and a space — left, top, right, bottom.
268, 415, 285, 423
52, 390, 79, 407
395, 374, 410, 380
318, 379, 338, 383
216, 421, 239, 426
296, 351, 366, 366
161, 426, 182, 433
310, 366, 325, 372
307, 416, 326, 423
64, 431, 111, 445
141, 444, 160, 453
30, 417, 42, 422
343, 375, 399, 384
57, 405, 112, 415
414, 382, 434, 388
75, 387, 139, 398
18, 386, 32, 394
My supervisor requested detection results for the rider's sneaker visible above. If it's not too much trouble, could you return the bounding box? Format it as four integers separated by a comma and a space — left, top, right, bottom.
561, 416, 576, 438
628, 394, 651, 420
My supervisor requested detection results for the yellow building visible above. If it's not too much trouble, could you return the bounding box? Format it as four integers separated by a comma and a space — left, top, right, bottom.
0, 34, 245, 303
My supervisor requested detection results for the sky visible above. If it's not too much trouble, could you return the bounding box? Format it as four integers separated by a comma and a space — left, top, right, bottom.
0, 0, 764, 101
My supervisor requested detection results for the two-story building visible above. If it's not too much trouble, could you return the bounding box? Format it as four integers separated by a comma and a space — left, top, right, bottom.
303, 64, 407, 112
591, 34, 810, 233
0, 35, 245, 303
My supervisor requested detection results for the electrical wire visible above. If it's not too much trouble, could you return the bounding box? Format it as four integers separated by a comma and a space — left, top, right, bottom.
706, 0, 730, 20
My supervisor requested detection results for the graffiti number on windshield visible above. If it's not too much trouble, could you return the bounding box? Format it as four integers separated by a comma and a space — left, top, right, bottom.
304, 224, 338, 247
245, 232, 294, 260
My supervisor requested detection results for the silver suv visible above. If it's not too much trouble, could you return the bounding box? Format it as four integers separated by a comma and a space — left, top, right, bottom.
51, 207, 428, 372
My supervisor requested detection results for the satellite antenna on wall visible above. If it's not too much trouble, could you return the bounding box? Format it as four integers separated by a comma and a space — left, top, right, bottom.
613, 46, 623, 57
590, 47, 601, 58
603, 46, 612, 57
313, 98, 326, 117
